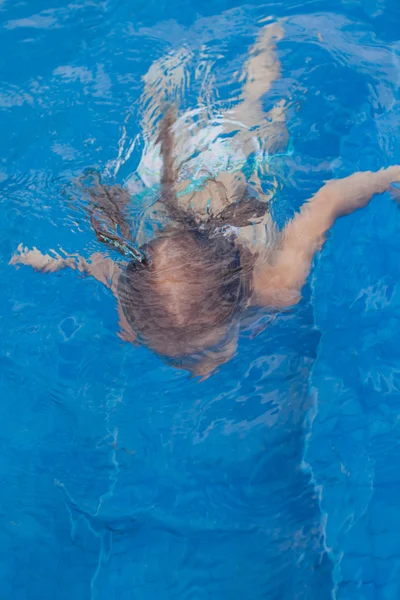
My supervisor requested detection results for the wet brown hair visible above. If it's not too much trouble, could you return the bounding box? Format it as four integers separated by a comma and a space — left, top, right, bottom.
85, 107, 266, 368
117, 229, 249, 358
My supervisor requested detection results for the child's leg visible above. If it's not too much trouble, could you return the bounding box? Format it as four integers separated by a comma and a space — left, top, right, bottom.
234, 21, 288, 155
237, 22, 284, 119
140, 47, 195, 145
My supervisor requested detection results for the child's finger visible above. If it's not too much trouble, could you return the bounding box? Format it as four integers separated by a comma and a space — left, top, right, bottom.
49, 248, 62, 260
385, 165, 400, 184
389, 183, 400, 204
59, 247, 78, 259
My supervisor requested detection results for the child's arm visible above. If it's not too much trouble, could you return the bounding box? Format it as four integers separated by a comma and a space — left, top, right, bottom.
252, 166, 400, 308
10, 245, 137, 342
10, 245, 121, 293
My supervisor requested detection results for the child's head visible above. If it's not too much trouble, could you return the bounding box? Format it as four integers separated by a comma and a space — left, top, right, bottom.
118, 228, 251, 361
84, 108, 264, 372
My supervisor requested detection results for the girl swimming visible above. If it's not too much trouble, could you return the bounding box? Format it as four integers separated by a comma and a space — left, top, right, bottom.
10, 22, 400, 376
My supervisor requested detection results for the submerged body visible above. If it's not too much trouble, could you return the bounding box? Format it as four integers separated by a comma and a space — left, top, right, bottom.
12, 162, 400, 376
10, 21, 400, 376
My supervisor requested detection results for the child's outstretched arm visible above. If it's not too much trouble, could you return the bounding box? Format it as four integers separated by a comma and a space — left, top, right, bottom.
252, 166, 400, 308
10, 245, 137, 343
10, 245, 120, 291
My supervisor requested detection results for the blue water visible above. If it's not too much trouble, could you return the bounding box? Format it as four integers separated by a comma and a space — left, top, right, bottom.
2, 0, 400, 598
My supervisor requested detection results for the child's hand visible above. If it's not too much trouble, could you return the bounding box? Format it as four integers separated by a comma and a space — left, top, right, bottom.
383, 165, 400, 187
323, 166, 400, 216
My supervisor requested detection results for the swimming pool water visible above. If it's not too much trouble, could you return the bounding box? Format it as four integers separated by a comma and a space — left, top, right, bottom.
1, 0, 400, 598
